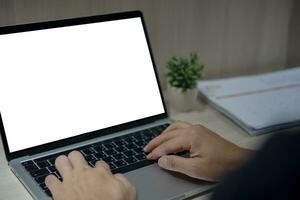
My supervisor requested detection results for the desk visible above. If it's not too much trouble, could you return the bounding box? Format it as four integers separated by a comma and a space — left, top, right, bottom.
0, 105, 271, 200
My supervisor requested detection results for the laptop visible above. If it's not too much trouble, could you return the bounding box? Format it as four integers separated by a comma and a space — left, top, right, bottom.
0, 11, 212, 200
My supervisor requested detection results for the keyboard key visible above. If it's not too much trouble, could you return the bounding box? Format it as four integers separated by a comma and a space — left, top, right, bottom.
134, 141, 147, 147
133, 134, 142, 140
114, 140, 126, 146
113, 153, 126, 160
22, 160, 34, 166
144, 136, 154, 142
113, 160, 127, 168
93, 141, 103, 146
151, 127, 161, 134
135, 153, 146, 161
84, 155, 96, 162
35, 151, 68, 163
124, 137, 134, 143
125, 143, 138, 150
36, 161, 51, 169
164, 123, 170, 128
48, 158, 56, 165
102, 156, 115, 163
30, 169, 49, 177
125, 157, 138, 164
33, 157, 47, 163
93, 145, 105, 153
24, 164, 38, 172
81, 148, 95, 156
94, 152, 106, 159
141, 129, 151, 136
133, 147, 143, 154
123, 150, 135, 157
89, 160, 98, 167
103, 143, 115, 149
47, 166, 56, 173
115, 146, 127, 152
109, 163, 117, 170
54, 171, 62, 179
162, 123, 169, 128
148, 129, 157, 134
104, 149, 118, 156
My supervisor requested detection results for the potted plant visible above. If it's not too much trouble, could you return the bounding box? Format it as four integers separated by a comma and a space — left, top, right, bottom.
166, 53, 204, 112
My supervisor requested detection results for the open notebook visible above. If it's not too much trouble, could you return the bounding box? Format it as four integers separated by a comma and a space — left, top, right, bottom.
198, 67, 300, 135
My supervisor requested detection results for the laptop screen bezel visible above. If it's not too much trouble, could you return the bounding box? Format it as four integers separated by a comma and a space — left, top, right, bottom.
0, 10, 168, 161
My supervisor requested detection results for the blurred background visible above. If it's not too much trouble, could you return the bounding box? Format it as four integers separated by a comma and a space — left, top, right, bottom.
1, 0, 299, 90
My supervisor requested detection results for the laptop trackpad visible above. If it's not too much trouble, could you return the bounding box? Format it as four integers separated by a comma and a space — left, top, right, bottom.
125, 163, 214, 200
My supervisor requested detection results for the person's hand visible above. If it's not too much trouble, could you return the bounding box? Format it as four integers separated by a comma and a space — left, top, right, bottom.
45, 151, 136, 200
144, 121, 253, 182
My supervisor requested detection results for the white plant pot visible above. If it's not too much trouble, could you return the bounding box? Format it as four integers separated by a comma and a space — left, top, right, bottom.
167, 84, 197, 112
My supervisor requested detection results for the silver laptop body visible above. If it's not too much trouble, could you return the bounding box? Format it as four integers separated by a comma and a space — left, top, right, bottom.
0, 11, 213, 200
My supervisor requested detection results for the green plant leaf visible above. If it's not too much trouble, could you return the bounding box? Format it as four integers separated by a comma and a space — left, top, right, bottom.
165, 53, 205, 93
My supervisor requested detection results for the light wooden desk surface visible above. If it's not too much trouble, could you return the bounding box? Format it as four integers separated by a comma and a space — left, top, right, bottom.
0, 104, 272, 200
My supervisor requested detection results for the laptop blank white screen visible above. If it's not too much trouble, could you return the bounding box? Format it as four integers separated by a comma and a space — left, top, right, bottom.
0, 17, 165, 153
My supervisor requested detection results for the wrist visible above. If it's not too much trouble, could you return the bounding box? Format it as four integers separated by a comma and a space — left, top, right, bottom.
228, 146, 254, 171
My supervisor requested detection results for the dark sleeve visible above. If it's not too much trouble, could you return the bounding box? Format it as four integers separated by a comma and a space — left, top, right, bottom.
211, 132, 300, 200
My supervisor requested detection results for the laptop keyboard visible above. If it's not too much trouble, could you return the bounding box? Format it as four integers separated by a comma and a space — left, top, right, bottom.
21, 123, 169, 197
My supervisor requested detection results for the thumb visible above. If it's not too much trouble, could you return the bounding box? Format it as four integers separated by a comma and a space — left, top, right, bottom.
158, 155, 196, 177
